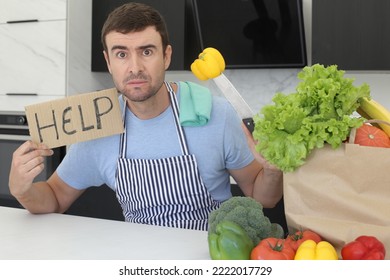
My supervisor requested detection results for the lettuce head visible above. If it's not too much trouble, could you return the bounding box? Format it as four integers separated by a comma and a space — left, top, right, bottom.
253, 64, 370, 172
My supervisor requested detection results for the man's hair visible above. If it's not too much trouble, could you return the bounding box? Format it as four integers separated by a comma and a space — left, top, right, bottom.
101, 2, 170, 53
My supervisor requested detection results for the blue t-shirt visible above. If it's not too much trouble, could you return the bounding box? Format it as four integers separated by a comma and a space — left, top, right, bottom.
57, 84, 254, 202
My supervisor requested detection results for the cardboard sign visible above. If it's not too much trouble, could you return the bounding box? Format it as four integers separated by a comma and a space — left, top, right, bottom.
25, 88, 124, 148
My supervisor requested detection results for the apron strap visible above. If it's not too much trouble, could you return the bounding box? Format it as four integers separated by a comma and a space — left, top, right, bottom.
119, 97, 128, 158
165, 81, 190, 155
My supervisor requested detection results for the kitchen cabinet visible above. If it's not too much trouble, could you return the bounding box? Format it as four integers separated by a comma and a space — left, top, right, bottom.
0, 0, 67, 112
312, 0, 390, 70
65, 184, 124, 221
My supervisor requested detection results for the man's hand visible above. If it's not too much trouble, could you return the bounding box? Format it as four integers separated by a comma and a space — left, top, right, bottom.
9, 141, 53, 198
241, 123, 280, 171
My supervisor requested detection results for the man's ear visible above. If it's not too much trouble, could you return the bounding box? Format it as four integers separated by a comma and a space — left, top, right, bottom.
164, 45, 172, 70
103, 50, 112, 74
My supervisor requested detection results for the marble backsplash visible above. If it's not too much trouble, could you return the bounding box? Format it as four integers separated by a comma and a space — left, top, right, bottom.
165, 68, 301, 115
169, 68, 390, 115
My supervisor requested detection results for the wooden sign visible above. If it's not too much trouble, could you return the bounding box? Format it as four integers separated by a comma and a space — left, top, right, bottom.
25, 88, 124, 148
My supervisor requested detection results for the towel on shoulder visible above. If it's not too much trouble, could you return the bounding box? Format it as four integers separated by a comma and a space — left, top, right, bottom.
179, 81, 212, 127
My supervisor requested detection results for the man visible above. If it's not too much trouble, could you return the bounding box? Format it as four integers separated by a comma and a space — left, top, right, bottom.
9, 2, 282, 230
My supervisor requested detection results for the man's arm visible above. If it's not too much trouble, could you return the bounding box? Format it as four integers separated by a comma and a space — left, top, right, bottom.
229, 160, 283, 208
229, 125, 283, 208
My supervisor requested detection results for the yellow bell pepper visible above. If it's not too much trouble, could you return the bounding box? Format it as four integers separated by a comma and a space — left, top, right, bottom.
294, 240, 338, 260
191, 47, 225, 80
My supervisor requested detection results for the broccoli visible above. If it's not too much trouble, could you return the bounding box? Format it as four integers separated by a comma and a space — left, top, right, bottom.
208, 196, 284, 245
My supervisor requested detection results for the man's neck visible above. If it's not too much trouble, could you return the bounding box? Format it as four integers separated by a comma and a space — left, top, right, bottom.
126, 82, 177, 120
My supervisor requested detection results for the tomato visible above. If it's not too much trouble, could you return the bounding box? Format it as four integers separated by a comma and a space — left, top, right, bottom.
284, 230, 322, 252
250, 237, 295, 260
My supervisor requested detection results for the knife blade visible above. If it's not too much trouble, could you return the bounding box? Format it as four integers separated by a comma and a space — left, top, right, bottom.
212, 74, 255, 133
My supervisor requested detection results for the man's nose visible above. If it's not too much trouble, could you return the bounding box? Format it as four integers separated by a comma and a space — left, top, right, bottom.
128, 55, 144, 73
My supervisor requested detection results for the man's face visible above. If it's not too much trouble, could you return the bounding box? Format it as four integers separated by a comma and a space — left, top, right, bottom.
103, 26, 172, 102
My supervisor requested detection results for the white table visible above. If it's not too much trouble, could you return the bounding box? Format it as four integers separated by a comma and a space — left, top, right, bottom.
0, 206, 210, 260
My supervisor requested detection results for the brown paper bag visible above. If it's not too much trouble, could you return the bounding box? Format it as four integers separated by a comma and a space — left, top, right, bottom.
284, 143, 390, 259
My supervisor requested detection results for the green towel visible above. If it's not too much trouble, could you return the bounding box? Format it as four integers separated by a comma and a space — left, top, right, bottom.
179, 81, 212, 127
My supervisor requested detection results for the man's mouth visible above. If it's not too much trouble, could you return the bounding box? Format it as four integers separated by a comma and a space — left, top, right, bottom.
126, 79, 147, 86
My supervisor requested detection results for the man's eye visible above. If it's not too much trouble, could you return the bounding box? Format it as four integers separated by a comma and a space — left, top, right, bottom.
143, 49, 152, 56
116, 52, 127, 58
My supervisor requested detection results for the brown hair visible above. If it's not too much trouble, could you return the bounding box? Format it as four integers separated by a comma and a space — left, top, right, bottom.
101, 2, 170, 53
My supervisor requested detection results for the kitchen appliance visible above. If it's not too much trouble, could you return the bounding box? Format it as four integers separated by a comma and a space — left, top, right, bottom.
192, 0, 307, 69
0, 111, 66, 208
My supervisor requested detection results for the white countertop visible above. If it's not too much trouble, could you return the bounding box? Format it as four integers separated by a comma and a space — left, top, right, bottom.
0, 206, 210, 260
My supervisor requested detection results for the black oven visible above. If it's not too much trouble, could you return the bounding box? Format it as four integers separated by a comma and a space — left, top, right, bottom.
0, 112, 66, 208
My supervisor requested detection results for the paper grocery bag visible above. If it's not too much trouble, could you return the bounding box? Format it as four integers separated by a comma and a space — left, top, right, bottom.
283, 143, 390, 259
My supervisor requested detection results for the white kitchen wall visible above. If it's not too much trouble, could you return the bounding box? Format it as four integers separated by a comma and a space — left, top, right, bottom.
67, 0, 389, 115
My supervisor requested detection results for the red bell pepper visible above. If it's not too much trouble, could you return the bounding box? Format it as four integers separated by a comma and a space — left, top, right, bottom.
341, 235, 386, 260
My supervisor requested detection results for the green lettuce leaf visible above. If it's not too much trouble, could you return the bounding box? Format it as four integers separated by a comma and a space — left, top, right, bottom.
253, 64, 370, 172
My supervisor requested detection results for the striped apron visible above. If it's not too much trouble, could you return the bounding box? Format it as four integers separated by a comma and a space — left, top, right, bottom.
115, 82, 221, 230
